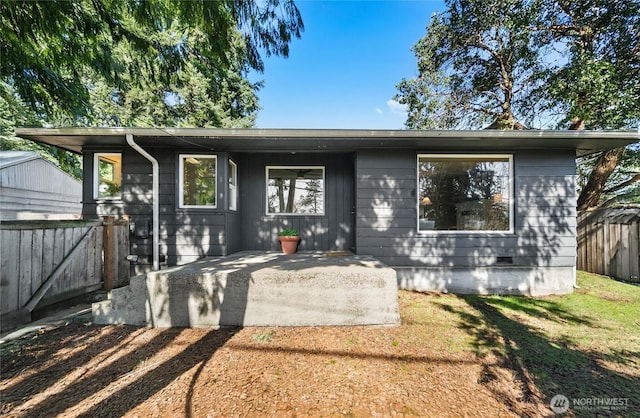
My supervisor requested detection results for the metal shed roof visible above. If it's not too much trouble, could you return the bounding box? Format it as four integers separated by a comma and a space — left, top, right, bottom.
15, 127, 640, 156
0, 151, 41, 169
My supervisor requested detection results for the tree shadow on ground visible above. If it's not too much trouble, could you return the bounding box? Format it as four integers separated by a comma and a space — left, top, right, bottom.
436, 295, 640, 417
1, 323, 122, 393
1, 325, 239, 418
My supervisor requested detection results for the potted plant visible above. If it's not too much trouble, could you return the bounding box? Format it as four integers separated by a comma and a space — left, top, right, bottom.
278, 228, 300, 254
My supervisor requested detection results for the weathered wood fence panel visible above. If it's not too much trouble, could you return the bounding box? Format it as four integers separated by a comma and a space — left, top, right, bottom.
577, 208, 640, 283
0, 217, 130, 330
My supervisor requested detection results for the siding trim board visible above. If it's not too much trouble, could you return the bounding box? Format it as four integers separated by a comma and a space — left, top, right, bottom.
17, 128, 632, 295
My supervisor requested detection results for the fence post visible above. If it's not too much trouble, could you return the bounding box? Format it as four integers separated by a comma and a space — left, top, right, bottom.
103, 216, 115, 291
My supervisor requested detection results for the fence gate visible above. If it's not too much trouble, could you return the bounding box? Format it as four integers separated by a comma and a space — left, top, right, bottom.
0, 217, 130, 331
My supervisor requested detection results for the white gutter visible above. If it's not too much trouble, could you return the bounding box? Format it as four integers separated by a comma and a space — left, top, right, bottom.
126, 133, 159, 271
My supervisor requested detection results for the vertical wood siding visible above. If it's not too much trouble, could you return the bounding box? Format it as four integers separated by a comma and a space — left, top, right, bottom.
84, 148, 222, 266
239, 153, 354, 252
84, 148, 339, 266
83, 144, 577, 274
355, 150, 577, 268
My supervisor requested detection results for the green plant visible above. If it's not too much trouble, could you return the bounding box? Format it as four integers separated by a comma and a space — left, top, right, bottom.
278, 228, 299, 237
252, 329, 275, 343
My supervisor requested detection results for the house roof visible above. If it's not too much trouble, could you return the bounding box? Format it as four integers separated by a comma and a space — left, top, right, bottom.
15, 127, 640, 157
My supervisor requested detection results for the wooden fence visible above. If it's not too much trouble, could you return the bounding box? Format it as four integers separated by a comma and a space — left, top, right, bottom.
0, 217, 130, 330
577, 208, 640, 283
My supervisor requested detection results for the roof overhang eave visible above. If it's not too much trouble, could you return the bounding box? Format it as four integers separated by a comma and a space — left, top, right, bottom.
14, 127, 640, 156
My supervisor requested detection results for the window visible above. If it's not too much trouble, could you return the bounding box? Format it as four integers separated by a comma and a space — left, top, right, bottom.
179, 155, 217, 208
266, 166, 324, 215
229, 160, 238, 211
417, 155, 512, 232
94, 153, 122, 199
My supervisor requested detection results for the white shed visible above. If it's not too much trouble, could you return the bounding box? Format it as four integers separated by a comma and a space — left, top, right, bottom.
0, 151, 82, 220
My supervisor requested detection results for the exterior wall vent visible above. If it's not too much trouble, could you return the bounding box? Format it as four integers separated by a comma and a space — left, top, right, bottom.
496, 256, 514, 265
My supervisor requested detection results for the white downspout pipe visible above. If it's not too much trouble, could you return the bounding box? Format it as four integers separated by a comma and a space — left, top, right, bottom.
126, 133, 160, 271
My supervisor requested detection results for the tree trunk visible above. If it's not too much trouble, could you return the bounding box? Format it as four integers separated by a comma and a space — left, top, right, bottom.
577, 147, 625, 210
486, 113, 526, 130
286, 178, 297, 212
278, 179, 285, 212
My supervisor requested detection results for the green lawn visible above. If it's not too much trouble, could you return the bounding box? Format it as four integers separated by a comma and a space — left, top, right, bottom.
407, 271, 639, 416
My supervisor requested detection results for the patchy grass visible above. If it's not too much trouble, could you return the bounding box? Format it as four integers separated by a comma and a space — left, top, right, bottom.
430, 271, 640, 417
399, 291, 479, 354
251, 329, 275, 343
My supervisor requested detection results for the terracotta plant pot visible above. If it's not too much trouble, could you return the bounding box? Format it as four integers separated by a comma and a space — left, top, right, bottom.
278, 235, 300, 254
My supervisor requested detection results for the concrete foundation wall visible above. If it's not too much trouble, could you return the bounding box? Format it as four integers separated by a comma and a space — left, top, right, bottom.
396, 266, 575, 296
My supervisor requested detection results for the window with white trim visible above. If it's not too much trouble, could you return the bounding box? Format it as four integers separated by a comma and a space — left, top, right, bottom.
229, 160, 238, 211
179, 155, 217, 208
417, 154, 512, 232
94, 153, 122, 199
266, 166, 324, 215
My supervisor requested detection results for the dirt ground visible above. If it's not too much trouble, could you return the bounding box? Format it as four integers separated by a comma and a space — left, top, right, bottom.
1, 291, 552, 417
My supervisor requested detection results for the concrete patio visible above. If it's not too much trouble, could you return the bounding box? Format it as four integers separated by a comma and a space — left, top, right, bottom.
93, 251, 401, 327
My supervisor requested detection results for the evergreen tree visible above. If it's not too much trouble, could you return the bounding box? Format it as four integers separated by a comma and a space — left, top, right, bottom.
396, 0, 639, 207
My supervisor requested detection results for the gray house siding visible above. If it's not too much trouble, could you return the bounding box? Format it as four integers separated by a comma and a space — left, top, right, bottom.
239, 153, 354, 252
83, 148, 355, 268
80, 143, 576, 294
83, 147, 237, 268
355, 149, 577, 295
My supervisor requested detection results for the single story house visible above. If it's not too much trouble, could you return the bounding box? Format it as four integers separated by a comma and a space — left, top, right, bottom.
0, 150, 82, 220
16, 128, 639, 296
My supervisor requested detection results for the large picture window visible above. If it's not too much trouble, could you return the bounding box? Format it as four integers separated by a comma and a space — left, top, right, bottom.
179, 155, 217, 208
417, 154, 512, 232
266, 166, 324, 215
94, 153, 122, 199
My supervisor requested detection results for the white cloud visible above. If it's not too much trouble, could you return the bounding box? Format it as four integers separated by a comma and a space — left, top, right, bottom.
375, 107, 383, 115
386, 99, 408, 115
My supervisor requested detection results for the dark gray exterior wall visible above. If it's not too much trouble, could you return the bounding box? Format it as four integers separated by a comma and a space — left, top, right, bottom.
355, 149, 577, 266
83, 146, 238, 269
81, 143, 577, 294
238, 153, 354, 252
83, 148, 355, 269
355, 149, 577, 295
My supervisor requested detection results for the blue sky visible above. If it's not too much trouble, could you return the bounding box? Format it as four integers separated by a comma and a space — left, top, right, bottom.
251, 1, 446, 129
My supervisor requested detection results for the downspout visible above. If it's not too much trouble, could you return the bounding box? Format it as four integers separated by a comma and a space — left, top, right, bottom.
126, 133, 160, 271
